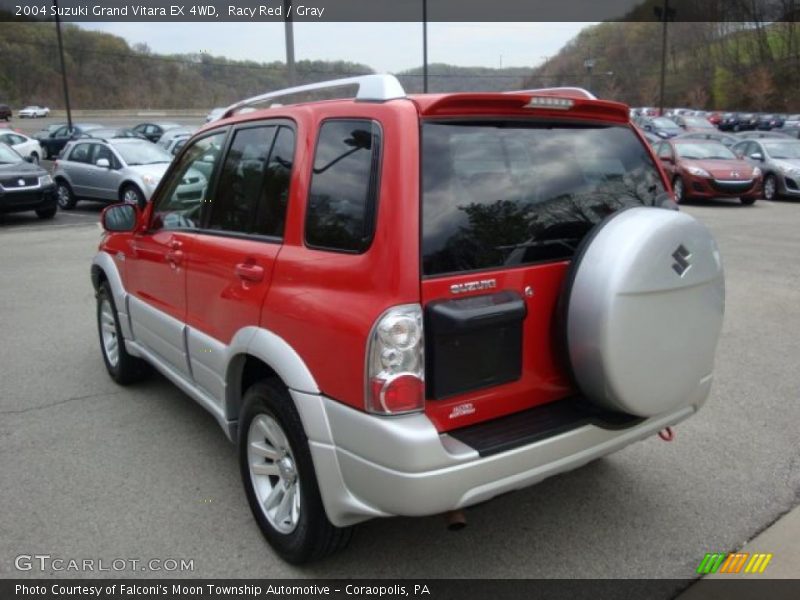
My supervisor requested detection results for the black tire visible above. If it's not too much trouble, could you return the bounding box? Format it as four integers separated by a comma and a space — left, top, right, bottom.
35, 206, 57, 219
96, 282, 149, 385
56, 179, 77, 210
740, 196, 757, 206
120, 184, 146, 209
762, 174, 778, 201
238, 379, 352, 564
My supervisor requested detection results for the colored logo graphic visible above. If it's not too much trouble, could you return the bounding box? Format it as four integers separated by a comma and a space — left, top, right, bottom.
696, 552, 773, 574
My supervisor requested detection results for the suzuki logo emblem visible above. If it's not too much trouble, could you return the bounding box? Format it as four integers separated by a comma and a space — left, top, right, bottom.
672, 244, 692, 277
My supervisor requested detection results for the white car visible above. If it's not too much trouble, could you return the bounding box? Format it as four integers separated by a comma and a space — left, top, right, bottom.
0, 131, 45, 163
205, 107, 226, 123
18, 106, 50, 118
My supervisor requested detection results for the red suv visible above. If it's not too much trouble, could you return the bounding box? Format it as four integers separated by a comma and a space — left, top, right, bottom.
91, 75, 725, 563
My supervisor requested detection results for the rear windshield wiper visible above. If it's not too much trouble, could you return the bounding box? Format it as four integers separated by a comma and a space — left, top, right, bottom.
495, 237, 581, 253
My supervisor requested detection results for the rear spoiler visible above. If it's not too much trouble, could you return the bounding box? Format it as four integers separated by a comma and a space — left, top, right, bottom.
416, 92, 630, 123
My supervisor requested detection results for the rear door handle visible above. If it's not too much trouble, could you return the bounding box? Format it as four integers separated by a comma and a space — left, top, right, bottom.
235, 263, 264, 283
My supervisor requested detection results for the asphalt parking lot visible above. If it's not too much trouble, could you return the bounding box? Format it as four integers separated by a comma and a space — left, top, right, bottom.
0, 143, 798, 589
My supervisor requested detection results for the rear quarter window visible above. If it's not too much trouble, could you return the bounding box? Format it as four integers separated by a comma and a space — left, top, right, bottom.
305, 119, 381, 253
421, 121, 665, 276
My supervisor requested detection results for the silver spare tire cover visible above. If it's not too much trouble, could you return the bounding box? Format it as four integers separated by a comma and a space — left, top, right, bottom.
565, 207, 725, 417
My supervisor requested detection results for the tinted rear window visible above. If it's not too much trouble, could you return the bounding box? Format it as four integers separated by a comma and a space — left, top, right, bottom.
421, 121, 665, 277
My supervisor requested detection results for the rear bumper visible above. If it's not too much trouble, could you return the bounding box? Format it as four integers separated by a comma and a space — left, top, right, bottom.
293, 381, 711, 527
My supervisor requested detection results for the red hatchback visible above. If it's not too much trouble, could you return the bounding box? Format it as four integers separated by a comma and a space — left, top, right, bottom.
655, 139, 762, 205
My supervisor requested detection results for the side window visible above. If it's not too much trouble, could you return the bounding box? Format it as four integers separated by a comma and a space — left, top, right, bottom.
9, 134, 26, 145
68, 143, 92, 163
208, 125, 277, 234
152, 131, 226, 231
305, 119, 381, 252
258, 126, 295, 237
91, 143, 116, 167
54, 126, 69, 137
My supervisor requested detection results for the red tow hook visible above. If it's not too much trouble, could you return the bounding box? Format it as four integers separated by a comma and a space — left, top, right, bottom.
658, 427, 675, 442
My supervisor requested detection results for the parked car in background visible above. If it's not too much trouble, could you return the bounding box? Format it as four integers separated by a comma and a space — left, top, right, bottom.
654, 139, 761, 204
0, 131, 44, 164
85, 128, 147, 140
756, 114, 784, 131
635, 116, 683, 139
708, 112, 723, 126
53, 137, 197, 209
156, 127, 197, 150
18, 105, 50, 118
735, 131, 793, 140
163, 134, 191, 156
718, 112, 758, 132
640, 130, 662, 145
675, 131, 740, 147
205, 107, 226, 123
733, 138, 800, 200
0, 104, 11, 121
0, 142, 57, 220
674, 116, 716, 132
132, 122, 182, 143
37, 123, 104, 159
32, 123, 65, 138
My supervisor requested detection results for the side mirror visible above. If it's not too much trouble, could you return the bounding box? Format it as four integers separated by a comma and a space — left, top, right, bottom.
749, 152, 764, 161
101, 203, 139, 232
95, 158, 111, 168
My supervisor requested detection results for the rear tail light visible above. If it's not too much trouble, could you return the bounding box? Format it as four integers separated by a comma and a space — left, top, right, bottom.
365, 304, 424, 415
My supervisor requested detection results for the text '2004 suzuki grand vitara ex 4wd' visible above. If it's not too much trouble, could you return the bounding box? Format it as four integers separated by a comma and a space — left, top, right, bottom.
91, 75, 725, 563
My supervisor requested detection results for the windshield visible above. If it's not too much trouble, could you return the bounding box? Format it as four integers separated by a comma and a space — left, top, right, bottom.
421, 122, 665, 276
675, 142, 735, 160
653, 118, 679, 128
763, 142, 800, 159
112, 141, 172, 166
0, 144, 22, 163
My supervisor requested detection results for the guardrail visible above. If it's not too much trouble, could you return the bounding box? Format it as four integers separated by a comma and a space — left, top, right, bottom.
44, 109, 209, 118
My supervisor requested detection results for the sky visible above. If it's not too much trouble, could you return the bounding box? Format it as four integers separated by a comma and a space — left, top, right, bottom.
78, 22, 595, 72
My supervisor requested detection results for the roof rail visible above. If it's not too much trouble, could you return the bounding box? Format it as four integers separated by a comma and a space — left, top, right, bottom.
222, 74, 406, 119
507, 87, 597, 100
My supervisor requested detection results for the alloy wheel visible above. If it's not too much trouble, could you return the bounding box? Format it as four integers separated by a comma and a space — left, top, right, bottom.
99, 298, 119, 367
247, 414, 301, 534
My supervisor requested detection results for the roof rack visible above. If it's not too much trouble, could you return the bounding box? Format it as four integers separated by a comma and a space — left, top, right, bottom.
222, 74, 406, 119
507, 87, 597, 100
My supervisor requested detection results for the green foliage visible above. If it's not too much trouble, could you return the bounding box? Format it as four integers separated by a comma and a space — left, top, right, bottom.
0, 22, 374, 108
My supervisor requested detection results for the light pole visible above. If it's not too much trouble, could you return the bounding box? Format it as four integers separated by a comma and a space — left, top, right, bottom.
283, 0, 295, 86
52, 0, 72, 129
422, 0, 428, 92
655, 0, 676, 115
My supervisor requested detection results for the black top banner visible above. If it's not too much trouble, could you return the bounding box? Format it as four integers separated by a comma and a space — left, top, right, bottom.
0, 0, 797, 22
